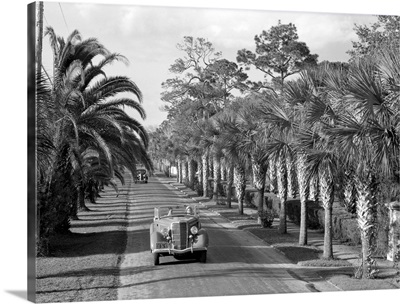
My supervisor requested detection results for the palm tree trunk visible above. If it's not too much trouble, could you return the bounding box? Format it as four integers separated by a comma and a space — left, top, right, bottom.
252, 156, 266, 223
177, 159, 182, 183
188, 158, 195, 189
343, 169, 357, 213
212, 155, 221, 202
209, 158, 214, 178
319, 170, 334, 259
202, 152, 209, 198
309, 175, 319, 201
87, 180, 97, 204
276, 153, 288, 234
269, 158, 277, 193
323, 201, 333, 259
359, 229, 372, 279
221, 161, 226, 181
75, 183, 89, 218
182, 158, 188, 185
355, 173, 376, 278
197, 157, 203, 195
226, 163, 234, 208
296, 153, 309, 245
234, 165, 246, 215
286, 153, 297, 198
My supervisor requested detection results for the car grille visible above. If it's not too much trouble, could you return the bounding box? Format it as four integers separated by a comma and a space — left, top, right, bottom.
171, 222, 187, 249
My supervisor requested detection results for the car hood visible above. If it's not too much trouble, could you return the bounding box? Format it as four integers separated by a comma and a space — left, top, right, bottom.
157, 216, 198, 226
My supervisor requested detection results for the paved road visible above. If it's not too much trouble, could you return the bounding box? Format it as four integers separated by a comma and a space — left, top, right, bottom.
117, 173, 339, 300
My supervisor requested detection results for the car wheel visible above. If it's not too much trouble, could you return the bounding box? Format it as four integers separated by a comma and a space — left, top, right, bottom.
198, 251, 207, 263
145, 181, 148, 184
153, 253, 160, 265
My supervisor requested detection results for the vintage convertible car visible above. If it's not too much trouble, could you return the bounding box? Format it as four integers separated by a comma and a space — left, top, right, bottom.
150, 205, 209, 265
135, 169, 148, 183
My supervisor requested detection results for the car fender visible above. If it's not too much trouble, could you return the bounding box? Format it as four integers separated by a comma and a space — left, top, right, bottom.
150, 226, 166, 251
150, 230, 167, 250
193, 228, 209, 248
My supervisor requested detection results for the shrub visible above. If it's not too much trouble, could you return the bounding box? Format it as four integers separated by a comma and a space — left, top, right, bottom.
258, 208, 277, 228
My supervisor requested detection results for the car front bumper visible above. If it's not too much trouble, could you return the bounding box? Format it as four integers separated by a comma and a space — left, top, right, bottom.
152, 246, 207, 255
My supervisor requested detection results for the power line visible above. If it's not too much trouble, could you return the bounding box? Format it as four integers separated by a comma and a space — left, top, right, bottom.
58, 2, 69, 33
43, 14, 49, 26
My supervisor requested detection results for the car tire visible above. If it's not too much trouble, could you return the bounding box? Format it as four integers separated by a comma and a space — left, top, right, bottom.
198, 251, 207, 263
153, 253, 160, 265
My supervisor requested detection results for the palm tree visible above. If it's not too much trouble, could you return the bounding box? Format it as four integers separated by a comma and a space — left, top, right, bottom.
200, 118, 224, 202
286, 64, 343, 245
236, 98, 271, 223
216, 102, 250, 214
306, 150, 338, 259
326, 50, 400, 277
258, 95, 296, 234
38, 28, 152, 243
285, 67, 326, 244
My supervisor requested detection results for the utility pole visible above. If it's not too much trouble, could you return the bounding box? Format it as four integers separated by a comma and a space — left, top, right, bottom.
35, 0, 44, 262
35, 1, 44, 76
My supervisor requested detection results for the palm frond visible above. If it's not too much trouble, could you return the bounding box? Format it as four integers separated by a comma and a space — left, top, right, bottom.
346, 58, 386, 119
305, 150, 338, 183
44, 26, 60, 60
84, 76, 143, 105
306, 96, 337, 126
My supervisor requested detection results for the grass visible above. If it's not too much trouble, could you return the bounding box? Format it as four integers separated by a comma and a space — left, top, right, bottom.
329, 275, 400, 291
35, 195, 129, 303
298, 258, 354, 267
36, 229, 127, 303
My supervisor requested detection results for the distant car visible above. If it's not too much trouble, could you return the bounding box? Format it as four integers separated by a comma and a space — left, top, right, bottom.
150, 205, 209, 265
135, 169, 148, 183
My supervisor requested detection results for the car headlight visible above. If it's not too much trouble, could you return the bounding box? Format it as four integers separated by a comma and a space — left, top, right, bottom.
190, 226, 198, 235
161, 227, 169, 237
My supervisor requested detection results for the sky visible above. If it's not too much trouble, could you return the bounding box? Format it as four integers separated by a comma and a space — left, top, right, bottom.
1, 1, 400, 304
41, 1, 381, 129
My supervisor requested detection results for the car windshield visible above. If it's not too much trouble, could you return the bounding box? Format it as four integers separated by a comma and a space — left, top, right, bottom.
137, 169, 146, 174
157, 205, 195, 218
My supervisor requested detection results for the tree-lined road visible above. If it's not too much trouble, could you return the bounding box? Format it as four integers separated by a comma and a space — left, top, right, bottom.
117, 173, 339, 300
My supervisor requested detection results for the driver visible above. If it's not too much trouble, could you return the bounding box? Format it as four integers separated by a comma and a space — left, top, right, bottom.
186, 206, 193, 215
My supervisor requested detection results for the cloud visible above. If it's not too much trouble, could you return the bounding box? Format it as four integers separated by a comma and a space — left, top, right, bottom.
75, 3, 98, 19
293, 12, 377, 60
119, 7, 138, 35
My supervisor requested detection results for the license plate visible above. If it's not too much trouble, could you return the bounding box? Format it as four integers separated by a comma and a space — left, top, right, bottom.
156, 242, 169, 249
